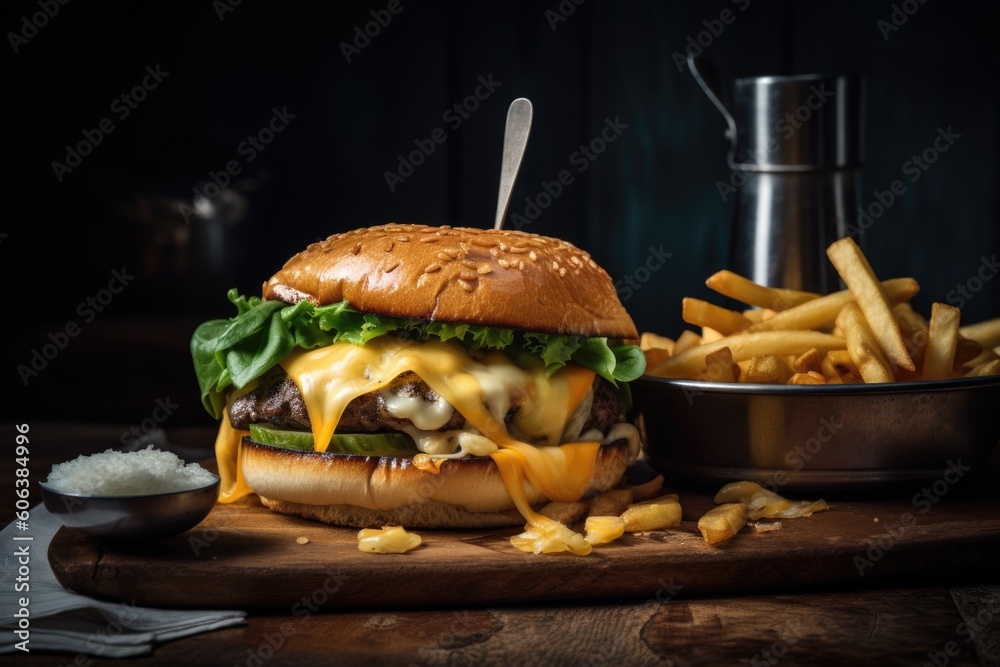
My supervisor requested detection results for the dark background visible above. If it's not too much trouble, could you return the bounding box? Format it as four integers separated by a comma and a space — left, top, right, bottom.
4, 0, 998, 429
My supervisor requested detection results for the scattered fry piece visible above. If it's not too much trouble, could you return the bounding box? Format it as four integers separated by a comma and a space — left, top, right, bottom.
621, 495, 682, 532
697, 503, 748, 545
588, 489, 634, 518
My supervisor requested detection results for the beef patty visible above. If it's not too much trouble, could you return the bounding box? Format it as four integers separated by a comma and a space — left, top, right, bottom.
229, 368, 621, 438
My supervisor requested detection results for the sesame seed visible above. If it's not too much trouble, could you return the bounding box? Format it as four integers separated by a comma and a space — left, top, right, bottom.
570, 256, 582, 266
460, 270, 478, 281
528, 251, 538, 261
296, 536, 309, 545
559, 267, 567, 277
440, 225, 452, 230
420, 237, 439, 244
477, 265, 493, 275
498, 242, 508, 252
385, 260, 400, 273
509, 246, 528, 254
552, 261, 560, 270
460, 259, 477, 269
425, 264, 442, 273
457, 279, 475, 291
443, 248, 459, 259
489, 248, 500, 257
352, 243, 362, 255
498, 259, 510, 268
519, 261, 525, 270
437, 252, 453, 262
396, 236, 410, 242
385, 241, 394, 252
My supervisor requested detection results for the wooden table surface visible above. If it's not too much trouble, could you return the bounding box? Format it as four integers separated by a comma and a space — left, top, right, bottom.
4, 422, 1000, 667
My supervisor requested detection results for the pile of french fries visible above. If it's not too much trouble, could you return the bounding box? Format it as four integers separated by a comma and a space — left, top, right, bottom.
643, 237, 1000, 384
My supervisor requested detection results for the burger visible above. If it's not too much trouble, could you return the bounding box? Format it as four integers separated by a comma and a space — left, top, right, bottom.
191, 223, 645, 534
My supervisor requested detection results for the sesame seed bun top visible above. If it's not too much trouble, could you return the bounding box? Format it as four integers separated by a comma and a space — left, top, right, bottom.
262, 223, 638, 339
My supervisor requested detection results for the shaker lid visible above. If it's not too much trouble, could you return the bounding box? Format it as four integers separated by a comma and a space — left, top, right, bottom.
729, 74, 863, 171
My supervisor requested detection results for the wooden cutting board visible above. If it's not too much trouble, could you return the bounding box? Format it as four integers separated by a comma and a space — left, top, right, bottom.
48, 490, 1000, 610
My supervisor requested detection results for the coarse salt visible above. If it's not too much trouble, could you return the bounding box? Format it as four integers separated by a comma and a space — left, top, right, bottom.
45, 446, 217, 495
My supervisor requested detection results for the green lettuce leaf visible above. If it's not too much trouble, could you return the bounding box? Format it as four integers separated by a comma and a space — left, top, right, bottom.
191, 290, 645, 419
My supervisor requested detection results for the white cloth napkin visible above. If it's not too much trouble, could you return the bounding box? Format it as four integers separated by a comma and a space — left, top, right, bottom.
2, 427, 247, 657
0, 503, 246, 658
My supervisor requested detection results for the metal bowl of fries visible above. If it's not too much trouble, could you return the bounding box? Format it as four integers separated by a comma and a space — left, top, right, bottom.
636, 237, 1000, 490
634, 375, 1000, 490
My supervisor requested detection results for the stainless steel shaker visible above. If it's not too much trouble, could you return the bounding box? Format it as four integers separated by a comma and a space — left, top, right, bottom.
689, 56, 863, 294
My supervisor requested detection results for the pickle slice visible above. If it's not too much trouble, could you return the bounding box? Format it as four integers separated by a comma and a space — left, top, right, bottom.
248, 424, 417, 455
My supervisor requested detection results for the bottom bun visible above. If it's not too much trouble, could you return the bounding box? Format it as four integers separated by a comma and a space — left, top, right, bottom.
242, 438, 630, 529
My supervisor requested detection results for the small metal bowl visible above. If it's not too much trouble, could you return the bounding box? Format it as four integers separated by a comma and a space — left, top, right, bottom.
633, 375, 1000, 491
38, 475, 220, 541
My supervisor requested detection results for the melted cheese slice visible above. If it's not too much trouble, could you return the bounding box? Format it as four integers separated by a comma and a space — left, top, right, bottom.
215, 337, 601, 534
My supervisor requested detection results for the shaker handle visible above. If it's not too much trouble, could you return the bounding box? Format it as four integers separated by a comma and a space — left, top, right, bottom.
688, 55, 737, 147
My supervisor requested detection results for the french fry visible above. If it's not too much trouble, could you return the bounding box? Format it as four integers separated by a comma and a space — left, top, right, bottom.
959, 317, 1000, 349
640, 332, 675, 353
745, 278, 920, 334
966, 359, 1000, 377
836, 302, 894, 383
701, 326, 725, 343
643, 348, 672, 368
824, 350, 862, 384
697, 503, 748, 545
621, 496, 682, 532
705, 270, 820, 310
647, 331, 846, 379
682, 298, 753, 335
789, 371, 827, 385
955, 336, 986, 368
923, 303, 961, 380
744, 354, 793, 384
588, 489, 634, 518
703, 346, 737, 382
894, 302, 929, 368
792, 348, 822, 374
826, 238, 915, 372
673, 330, 703, 355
